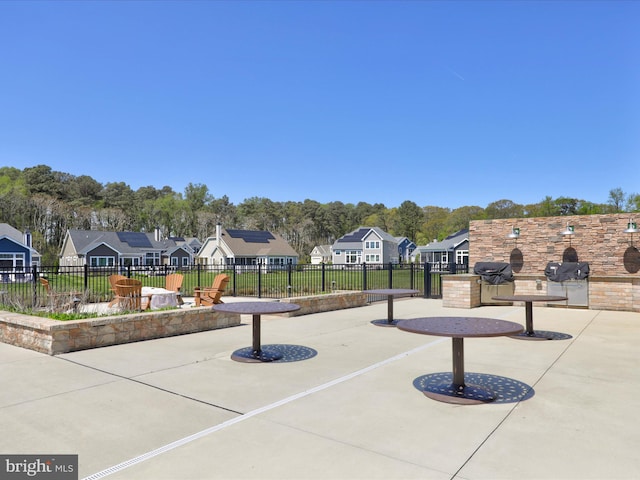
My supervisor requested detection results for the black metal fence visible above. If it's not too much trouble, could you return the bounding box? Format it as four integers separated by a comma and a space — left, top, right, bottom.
0, 261, 468, 308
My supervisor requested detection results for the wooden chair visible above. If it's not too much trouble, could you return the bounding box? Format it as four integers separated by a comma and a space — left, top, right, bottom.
194, 274, 229, 307
113, 278, 152, 311
165, 273, 184, 305
108, 274, 127, 307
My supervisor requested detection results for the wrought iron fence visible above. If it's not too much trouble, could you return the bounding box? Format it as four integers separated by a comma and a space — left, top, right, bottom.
0, 262, 468, 308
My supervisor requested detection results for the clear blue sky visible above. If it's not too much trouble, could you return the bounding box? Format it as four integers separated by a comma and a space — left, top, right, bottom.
1, 0, 638, 210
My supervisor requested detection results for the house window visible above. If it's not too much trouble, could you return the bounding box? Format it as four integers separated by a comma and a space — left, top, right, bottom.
345, 250, 361, 264
182, 257, 189, 266
0, 253, 25, 269
335, 250, 341, 255
365, 241, 380, 249
145, 252, 160, 266
90, 256, 115, 267
456, 250, 469, 264
171, 257, 179, 266
365, 254, 381, 263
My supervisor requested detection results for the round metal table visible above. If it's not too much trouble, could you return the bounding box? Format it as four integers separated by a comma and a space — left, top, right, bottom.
397, 317, 524, 404
213, 302, 300, 362
492, 295, 567, 340
363, 289, 419, 326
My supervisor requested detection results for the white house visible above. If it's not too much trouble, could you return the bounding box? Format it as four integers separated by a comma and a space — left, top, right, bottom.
310, 245, 332, 264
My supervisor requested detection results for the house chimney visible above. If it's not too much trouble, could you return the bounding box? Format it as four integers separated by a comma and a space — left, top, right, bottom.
216, 223, 222, 246
24, 229, 32, 248
155, 226, 161, 242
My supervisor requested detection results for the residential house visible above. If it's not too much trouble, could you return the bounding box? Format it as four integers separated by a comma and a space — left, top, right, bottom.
412, 229, 469, 268
59, 229, 196, 269
331, 227, 400, 265
196, 224, 298, 268
310, 245, 332, 264
395, 237, 417, 263
0, 223, 41, 282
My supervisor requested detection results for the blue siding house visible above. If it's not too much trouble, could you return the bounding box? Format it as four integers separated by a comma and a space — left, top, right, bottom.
0, 223, 41, 282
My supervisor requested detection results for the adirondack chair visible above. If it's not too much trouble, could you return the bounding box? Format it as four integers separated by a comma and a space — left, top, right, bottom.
108, 274, 127, 307
194, 274, 229, 307
113, 278, 152, 311
165, 273, 184, 305
39, 278, 80, 312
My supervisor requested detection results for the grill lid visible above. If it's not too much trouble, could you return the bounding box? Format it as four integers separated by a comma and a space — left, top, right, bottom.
473, 262, 514, 285
544, 262, 589, 281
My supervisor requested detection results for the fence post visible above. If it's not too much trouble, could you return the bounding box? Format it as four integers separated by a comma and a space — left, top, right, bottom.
287, 262, 292, 297
321, 263, 326, 292
450, 257, 457, 274
424, 262, 431, 298
84, 264, 89, 291
362, 263, 367, 291
232, 264, 237, 297
388, 262, 393, 288
32, 264, 39, 307
410, 262, 415, 290
257, 262, 262, 299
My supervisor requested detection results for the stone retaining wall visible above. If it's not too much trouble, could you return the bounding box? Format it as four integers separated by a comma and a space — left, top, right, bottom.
279, 291, 368, 316
0, 307, 240, 355
0, 292, 372, 355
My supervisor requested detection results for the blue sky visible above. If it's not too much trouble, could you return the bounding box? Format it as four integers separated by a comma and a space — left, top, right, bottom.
1, 1, 638, 210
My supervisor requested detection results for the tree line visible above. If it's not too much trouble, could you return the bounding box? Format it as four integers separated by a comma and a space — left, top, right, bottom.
0, 165, 637, 264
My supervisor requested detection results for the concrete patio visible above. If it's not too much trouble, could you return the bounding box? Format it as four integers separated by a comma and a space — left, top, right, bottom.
1, 297, 638, 479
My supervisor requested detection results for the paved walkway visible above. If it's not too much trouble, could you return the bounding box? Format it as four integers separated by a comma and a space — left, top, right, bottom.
1, 298, 639, 479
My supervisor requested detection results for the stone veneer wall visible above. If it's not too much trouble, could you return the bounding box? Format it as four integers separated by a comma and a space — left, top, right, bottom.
442, 275, 481, 308
443, 274, 640, 312
279, 291, 368, 316
469, 214, 639, 276
0, 307, 240, 355
446, 214, 640, 312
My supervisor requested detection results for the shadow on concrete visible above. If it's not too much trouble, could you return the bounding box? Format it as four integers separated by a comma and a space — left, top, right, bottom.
412, 372, 535, 404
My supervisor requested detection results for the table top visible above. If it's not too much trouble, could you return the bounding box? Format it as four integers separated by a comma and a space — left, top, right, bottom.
363, 289, 419, 296
492, 295, 567, 303
397, 317, 524, 338
213, 301, 300, 315
142, 287, 175, 295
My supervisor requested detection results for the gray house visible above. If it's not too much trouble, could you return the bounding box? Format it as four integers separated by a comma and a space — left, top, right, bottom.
59, 229, 196, 269
331, 227, 400, 265
0, 223, 41, 282
412, 229, 469, 268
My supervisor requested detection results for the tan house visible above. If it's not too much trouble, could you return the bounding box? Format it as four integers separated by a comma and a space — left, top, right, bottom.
196, 224, 298, 267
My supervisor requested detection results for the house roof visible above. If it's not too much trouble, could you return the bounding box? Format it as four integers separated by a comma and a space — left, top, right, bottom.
416, 229, 469, 253
395, 237, 416, 247
170, 236, 201, 252
0, 223, 23, 243
218, 228, 299, 257
0, 223, 41, 257
66, 230, 181, 256
333, 227, 397, 250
